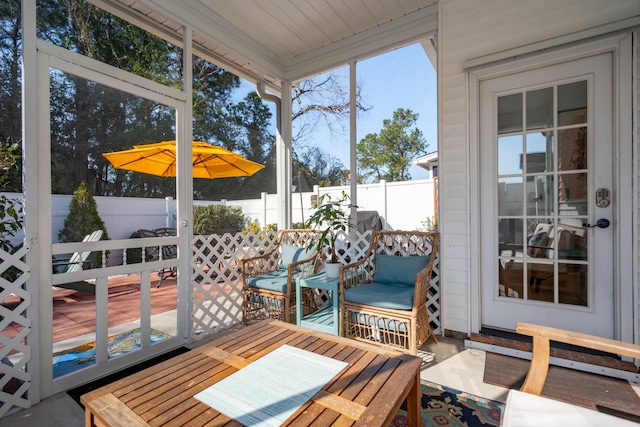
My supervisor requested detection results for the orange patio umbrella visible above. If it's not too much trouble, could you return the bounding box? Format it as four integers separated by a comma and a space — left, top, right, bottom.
103, 141, 264, 179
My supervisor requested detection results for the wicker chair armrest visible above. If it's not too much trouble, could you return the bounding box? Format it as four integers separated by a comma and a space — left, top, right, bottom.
289, 253, 319, 280
414, 265, 432, 307
339, 259, 372, 292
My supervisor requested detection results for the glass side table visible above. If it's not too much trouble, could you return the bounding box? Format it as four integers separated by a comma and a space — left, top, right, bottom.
296, 272, 340, 335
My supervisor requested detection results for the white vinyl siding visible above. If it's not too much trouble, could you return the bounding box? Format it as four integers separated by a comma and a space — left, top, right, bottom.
438, 0, 639, 336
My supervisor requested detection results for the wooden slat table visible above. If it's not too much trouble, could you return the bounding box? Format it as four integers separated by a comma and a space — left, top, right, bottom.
82, 319, 422, 427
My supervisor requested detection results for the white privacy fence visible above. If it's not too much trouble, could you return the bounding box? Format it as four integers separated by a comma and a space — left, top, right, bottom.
3, 178, 437, 254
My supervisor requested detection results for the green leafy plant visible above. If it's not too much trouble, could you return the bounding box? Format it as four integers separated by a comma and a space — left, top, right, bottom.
305, 191, 355, 263
0, 136, 22, 254
193, 204, 245, 235
242, 221, 278, 246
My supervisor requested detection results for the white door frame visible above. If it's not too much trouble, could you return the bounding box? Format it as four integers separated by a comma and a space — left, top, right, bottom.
468, 32, 633, 342
35, 40, 190, 397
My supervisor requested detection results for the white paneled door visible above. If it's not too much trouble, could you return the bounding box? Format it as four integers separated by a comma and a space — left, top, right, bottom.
479, 52, 615, 337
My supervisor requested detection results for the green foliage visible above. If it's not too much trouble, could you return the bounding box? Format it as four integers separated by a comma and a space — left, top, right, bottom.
242, 220, 262, 235
357, 108, 428, 182
305, 191, 354, 263
58, 182, 109, 243
241, 221, 278, 246
0, 135, 23, 254
291, 222, 308, 229
242, 220, 277, 234
2, 2, 362, 201
193, 205, 245, 235
296, 147, 348, 188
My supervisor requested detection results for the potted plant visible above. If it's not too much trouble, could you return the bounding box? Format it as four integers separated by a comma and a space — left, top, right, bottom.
305, 191, 355, 278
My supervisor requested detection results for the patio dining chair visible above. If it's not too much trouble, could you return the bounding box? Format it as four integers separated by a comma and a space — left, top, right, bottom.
241, 229, 321, 324
340, 230, 440, 355
154, 227, 177, 287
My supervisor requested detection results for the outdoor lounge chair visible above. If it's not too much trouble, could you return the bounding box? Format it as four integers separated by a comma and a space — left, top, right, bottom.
52, 229, 104, 293
340, 230, 439, 355
241, 229, 321, 324
501, 322, 640, 426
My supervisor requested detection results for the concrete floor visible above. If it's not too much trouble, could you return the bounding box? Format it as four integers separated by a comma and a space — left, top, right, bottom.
0, 335, 490, 427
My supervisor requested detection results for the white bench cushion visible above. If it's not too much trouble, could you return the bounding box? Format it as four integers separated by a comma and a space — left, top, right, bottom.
503, 389, 640, 427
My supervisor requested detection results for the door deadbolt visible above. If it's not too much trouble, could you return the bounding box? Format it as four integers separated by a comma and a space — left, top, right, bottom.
595, 188, 610, 208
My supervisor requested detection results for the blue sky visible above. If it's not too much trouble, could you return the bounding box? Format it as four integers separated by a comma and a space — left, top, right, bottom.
237, 43, 437, 181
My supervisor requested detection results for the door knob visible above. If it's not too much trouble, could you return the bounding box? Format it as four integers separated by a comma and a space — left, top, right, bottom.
582, 219, 610, 229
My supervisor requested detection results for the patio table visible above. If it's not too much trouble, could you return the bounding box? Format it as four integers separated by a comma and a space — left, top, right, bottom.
81, 319, 422, 426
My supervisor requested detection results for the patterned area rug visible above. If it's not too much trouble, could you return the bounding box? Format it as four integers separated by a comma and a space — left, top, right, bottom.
53, 327, 170, 378
390, 381, 504, 427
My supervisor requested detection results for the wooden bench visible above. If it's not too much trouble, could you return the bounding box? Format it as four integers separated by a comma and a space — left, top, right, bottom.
515, 322, 640, 396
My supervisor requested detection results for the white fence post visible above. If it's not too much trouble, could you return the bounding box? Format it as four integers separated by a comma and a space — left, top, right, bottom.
380, 179, 388, 230
261, 192, 267, 226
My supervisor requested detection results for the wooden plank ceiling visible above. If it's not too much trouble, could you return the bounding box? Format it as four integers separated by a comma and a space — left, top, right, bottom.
95, 0, 438, 89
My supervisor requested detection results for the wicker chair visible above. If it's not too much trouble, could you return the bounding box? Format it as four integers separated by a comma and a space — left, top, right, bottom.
242, 229, 321, 325
340, 231, 439, 355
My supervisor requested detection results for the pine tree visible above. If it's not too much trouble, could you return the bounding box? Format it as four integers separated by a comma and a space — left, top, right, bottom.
58, 181, 109, 243
357, 108, 427, 182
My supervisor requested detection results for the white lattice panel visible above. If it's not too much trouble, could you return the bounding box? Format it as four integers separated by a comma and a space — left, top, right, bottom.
0, 245, 32, 416
189, 231, 279, 341
188, 230, 442, 340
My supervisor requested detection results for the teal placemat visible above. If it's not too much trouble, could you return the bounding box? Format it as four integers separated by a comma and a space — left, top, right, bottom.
194, 345, 348, 426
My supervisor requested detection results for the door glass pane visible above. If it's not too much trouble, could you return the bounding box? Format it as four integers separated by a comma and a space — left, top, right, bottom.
558, 127, 587, 171
526, 175, 554, 216
498, 135, 523, 175
526, 87, 553, 130
555, 221, 587, 261
558, 173, 587, 215
498, 93, 522, 134
525, 132, 553, 173
499, 259, 523, 299
498, 219, 523, 257
558, 81, 587, 126
498, 177, 523, 215
559, 264, 587, 306
527, 263, 554, 302
527, 219, 552, 259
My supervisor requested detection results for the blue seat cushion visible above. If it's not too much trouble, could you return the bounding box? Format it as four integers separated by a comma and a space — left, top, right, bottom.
246, 269, 289, 293
281, 244, 316, 268
344, 282, 414, 310
375, 254, 430, 286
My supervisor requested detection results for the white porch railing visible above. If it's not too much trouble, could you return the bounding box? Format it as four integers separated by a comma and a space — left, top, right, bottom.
0, 230, 441, 417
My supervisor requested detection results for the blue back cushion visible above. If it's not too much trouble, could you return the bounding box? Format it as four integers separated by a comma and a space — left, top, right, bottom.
375, 254, 430, 286
281, 244, 316, 267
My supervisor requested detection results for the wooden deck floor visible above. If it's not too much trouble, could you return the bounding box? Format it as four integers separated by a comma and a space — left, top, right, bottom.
2, 272, 179, 347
